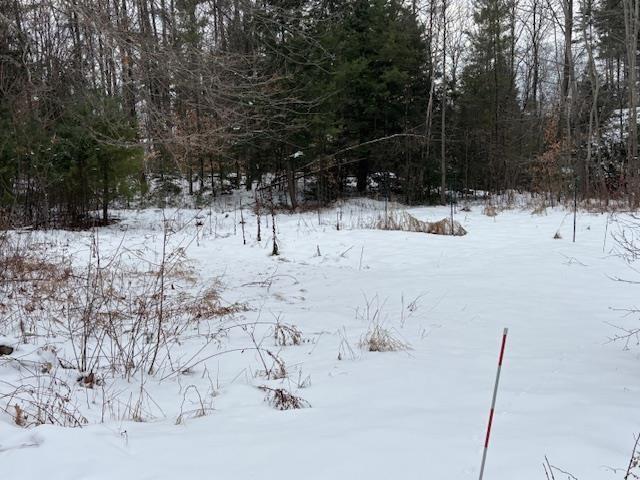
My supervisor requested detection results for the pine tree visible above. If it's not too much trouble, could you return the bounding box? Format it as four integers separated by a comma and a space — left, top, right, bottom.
457, 0, 519, 190
312, 0, 429, 193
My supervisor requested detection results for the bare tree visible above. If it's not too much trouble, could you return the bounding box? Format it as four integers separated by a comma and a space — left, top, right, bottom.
580, 0, 600, 198
441, 0, 448, 205
622, 0, 639, 199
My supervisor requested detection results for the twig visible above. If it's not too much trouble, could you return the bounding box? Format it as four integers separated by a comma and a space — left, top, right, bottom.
624, 433, 640, 480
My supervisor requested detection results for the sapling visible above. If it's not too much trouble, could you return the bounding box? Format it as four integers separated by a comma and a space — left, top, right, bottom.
233, 203, 237, 236
271, 210, 279, 256
147, 213, 168, 375
240, 198, 246, 245
573, 176, 578, 243
268, 188, 279, 256
255, 192, 262, 242
450, 182, 455, 235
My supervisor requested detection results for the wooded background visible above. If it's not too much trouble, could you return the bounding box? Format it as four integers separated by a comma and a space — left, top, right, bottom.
1, 0, 638, 226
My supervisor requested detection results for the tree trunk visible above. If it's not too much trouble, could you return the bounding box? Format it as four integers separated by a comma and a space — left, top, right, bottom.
287, 156, 297, 210
102, 161, 109, 223
440, 0, 447, 205
623, 0, 639, 200
581, 0, 599, 198
357, 157, 369, 194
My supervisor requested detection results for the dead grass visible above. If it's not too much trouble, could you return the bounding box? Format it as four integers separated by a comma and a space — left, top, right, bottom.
355, 209, 467, 236
373, 211, 430, 233
0, 376, 88, 428
483, 205, 498, 217
426, 218, 467, 236
258, 386, 310, 410
0, 238, 73, 301
531, 204, 548, 216
355, 295, 412, 352
0, 225, 248, 428
175, 384, 215, 425
273, 322, 303, 346
360, 324, 410, 352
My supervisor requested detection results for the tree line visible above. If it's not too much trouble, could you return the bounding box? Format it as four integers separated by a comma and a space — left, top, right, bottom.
0, 0, 638, 226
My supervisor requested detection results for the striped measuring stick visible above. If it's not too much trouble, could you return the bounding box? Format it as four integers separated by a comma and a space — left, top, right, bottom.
478, 328, 509, 480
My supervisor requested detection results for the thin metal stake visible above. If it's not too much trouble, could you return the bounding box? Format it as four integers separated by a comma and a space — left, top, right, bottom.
478, 328, 509, 480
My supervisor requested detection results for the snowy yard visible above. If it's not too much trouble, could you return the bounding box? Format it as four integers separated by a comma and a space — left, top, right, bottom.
1, 201, 639, 480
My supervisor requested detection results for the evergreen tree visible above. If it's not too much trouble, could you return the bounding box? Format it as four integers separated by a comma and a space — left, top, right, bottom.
310, 0, 430, 194
457, 0, 519, 191
0, 92, 141, 226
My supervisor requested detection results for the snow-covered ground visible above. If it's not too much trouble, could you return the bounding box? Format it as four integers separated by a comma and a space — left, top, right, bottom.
1, 200, 639, 479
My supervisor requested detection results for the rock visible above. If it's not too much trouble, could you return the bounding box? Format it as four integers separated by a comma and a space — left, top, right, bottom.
0, 345, 14, 356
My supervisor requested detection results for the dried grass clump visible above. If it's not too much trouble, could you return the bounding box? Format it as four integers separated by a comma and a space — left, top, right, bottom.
364, 210, 468, 236
426, 218, 467, 236
0, 239, 73, 303
0, 251, 69, 283
373, 211, 430, 233
166, 261, 198, 284
273, 323, 303, 346
253, 347, 289, 380
360, 324, 410, 352
13, 404, 25, 426
531, 204, 547, 216
259, 386, 310, 410
1, 378, 88, 428
183, 286, 247, 320
0, 238, 76, 339
483, 205, 498, 217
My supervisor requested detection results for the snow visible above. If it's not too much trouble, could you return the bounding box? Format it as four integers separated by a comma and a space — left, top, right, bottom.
1, 201, 640, 479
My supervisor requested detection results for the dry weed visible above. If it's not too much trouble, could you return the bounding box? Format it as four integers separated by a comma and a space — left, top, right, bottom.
483, 205, 498, 217
0, 223, 245, 428
0, 376, 88, 428
273, 323, 303, 346
175, 385, 214, 425
357, 209, 468, 236
360, 324, 410, 352
427, 218, 467, 236
258, 386, 310, 410
531, 205, 548, 216
373, 211, 430, 233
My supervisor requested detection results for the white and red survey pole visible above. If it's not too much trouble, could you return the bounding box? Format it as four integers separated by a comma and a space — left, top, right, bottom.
478, 327, 509, 480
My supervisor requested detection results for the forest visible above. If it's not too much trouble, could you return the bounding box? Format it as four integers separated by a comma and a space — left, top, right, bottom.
1, 0, 638, 226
